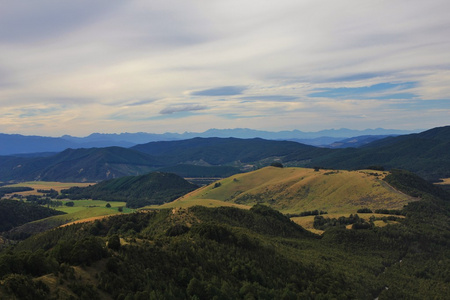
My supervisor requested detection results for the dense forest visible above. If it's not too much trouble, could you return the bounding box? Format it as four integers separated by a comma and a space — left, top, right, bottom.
0, 200, 65, 233
60, 172, 198, 208
0, 170, 449, 299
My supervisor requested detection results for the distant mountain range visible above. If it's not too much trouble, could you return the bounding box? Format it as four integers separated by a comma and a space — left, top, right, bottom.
0, 126, 447, 182
0, 128, 418, 155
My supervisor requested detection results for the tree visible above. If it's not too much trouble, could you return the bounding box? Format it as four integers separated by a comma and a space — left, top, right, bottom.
106, 203, 111, 208
118, 207, 123, 212
65, 201, 74, 207
108, 235, 121, 251
270, 162, 284, 168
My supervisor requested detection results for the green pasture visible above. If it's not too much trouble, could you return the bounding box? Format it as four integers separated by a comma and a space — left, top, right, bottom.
54, 199, 133, 222
3, 181, 135, 226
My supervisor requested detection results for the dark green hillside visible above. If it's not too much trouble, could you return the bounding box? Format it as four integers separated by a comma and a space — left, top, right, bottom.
289, 125, 450, 180
0, 147, 163, 182
0, 200, 65, 232
61, 172, 198, 208
384, 169, 450, 201
156, 164, 242, 178
132, 137, 326, 165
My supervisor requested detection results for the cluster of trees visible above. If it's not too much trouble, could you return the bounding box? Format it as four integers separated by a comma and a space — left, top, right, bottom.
0, 186, 33, 198
356, 207, 405, 215
25, 195, 64, 207
374, 208, 405, 215
313, 214, 374, 230
286, 210, 328, 217
36, 189, 59, 198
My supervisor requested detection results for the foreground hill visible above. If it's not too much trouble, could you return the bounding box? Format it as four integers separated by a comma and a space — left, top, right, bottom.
1, 174, 449, 299
164, 167, 417, 214
297, 125, 450, 180
61, 172, 198, 208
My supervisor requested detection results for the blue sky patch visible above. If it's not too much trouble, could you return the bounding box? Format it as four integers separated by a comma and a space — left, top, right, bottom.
308, 82, 417, 100
240, 95, 298, 102
191, 86, 247, 96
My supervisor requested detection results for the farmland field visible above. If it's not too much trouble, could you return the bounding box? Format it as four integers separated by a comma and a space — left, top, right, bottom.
291, 213, 404, 234
1, 181, 133, 227
3, 181, 93, 196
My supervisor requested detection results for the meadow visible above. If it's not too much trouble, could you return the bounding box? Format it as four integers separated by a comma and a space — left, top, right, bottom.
2, 181, 133, 227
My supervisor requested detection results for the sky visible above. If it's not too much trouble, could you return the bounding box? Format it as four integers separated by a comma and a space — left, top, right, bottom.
0, 0, 449, 137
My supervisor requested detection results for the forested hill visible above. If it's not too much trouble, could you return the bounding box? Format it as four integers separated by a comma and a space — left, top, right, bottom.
131, 137, 327, 165
1, 172, 449, 299
288, 125, 450, 180
0, 147, 162, 182
61, 172, 198, 208
0, 200, 65, 232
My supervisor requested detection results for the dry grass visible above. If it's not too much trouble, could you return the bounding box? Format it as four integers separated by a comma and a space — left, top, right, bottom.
435, 177, 450, 185
3, 181, 93, 196
291, 213, 404, 234
174, 167, 416, 215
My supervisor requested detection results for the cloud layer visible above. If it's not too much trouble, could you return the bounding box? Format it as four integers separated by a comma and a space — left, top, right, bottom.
0, 0, 449, 136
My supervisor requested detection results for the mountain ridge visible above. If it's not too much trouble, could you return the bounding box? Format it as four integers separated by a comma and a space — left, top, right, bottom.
0, 127, 419, 155
0, 125, 448, 182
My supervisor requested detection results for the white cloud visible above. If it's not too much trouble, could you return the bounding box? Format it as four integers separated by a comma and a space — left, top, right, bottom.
0, 0, 449, 135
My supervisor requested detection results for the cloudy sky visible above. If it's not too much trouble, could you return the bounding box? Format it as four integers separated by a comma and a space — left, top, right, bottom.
1, 0, 449, 136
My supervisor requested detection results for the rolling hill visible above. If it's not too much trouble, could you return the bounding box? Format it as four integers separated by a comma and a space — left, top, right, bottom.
0, 147, 163, 182
131, 137, 324, 166
155, 166, 417, 214
298, 125, 450, 180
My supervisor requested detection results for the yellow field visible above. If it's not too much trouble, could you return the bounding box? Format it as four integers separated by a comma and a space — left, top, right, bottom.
3, 181, 93, 196
291, 213, 404, 234
170, 167, 417, 215
144, 198, 251, 210
2, 181, 131, 227
435, 178, 450, 185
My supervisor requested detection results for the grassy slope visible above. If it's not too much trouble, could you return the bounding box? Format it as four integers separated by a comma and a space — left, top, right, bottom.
31, 200, 133, 228
154, 167, 416, 214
